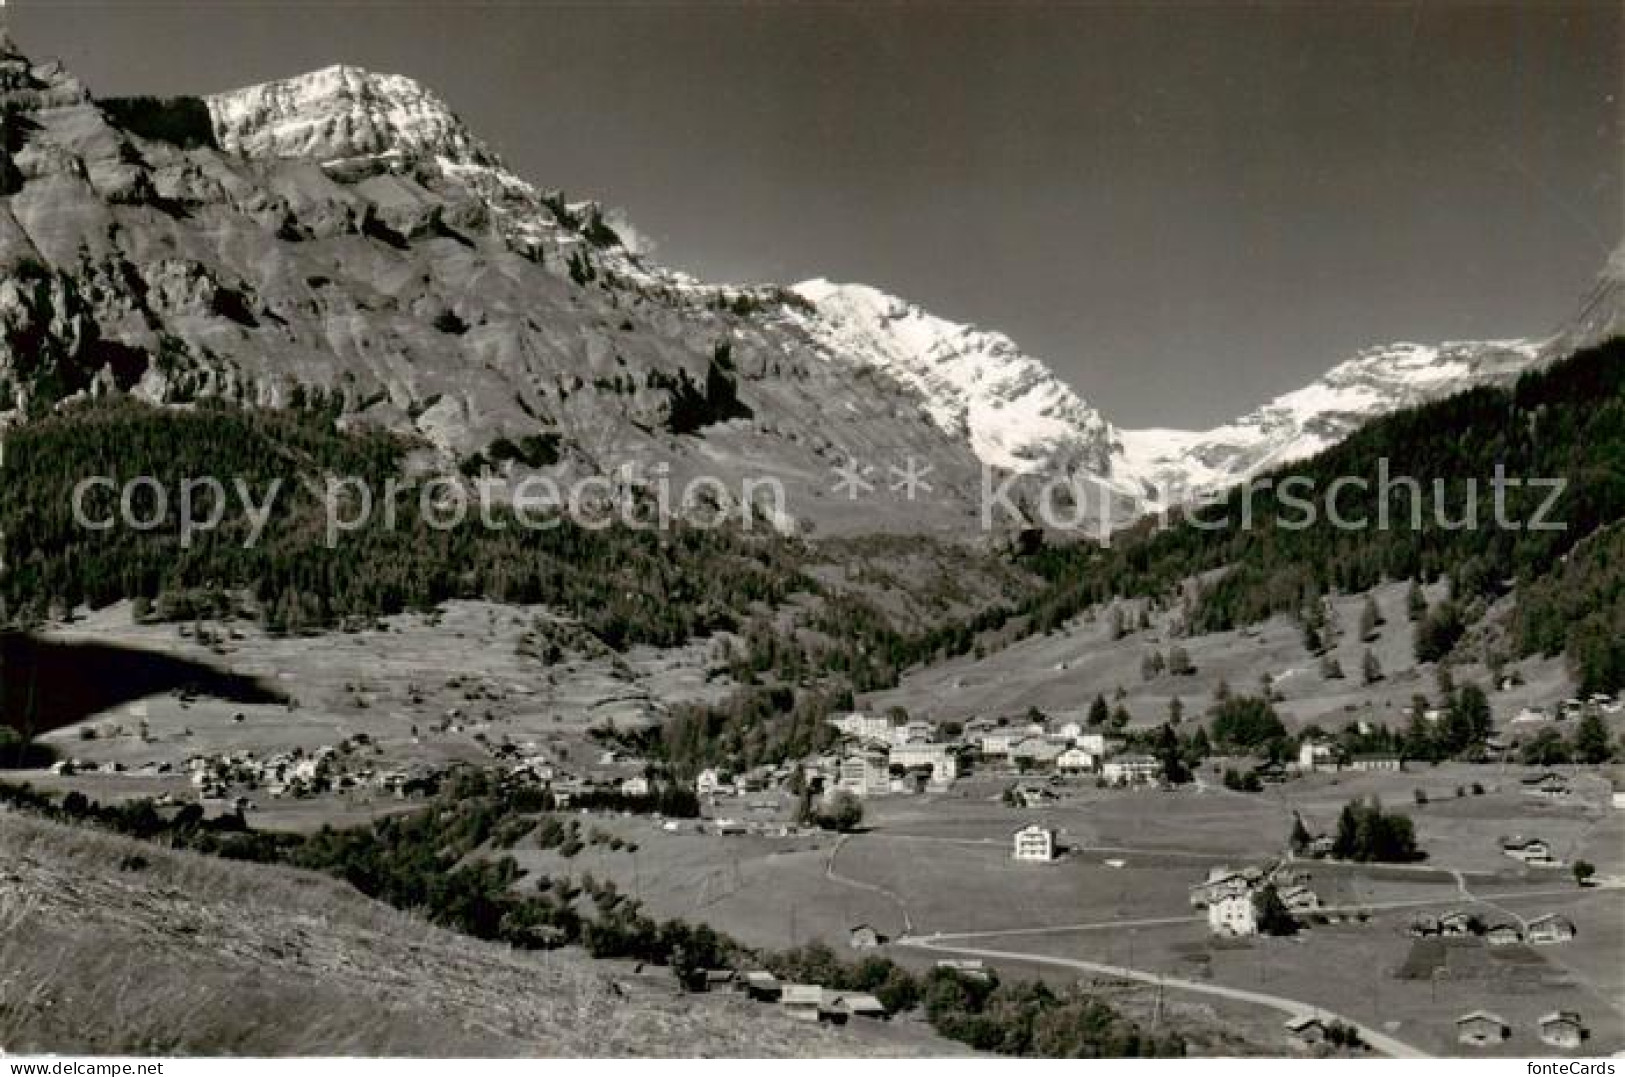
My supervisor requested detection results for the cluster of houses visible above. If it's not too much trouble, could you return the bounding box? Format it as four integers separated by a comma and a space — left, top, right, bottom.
1189, 863, 1322, 936
696, 958, 998, 1026
823, 711, 1167, 797
1456, 1010, 1588, 1050
702, 970, 887, 1025
171, 739, 437, 803
1407, 909, 1576, 947
1512, 692, 1624, 727
1294, 740, 1404, 774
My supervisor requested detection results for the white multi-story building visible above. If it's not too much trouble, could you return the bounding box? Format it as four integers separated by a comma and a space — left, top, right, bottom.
837, 754, 891, 797
889, 742, 958, 783
1102, 754, 1162, 785
1057, 748, 1095, 772
1208, 890, 1257, 936
1012, 823, 1056, 862
979, 732, 1016, 758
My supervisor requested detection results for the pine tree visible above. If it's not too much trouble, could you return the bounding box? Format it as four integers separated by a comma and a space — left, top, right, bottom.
1253, 884, 1298, 935
1289, 813, 1312, 854
1406, 581, 1427, 622
1574, 710, 1613, 764
1359, 595, 1383, 641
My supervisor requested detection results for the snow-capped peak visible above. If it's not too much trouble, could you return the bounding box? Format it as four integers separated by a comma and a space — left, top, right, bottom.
1114, 337, 1542, 502
207, 64, 502, 170
792, 279, 1116, 475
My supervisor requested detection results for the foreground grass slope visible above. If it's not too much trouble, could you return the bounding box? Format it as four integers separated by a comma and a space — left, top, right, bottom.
0, 809, 937, 1056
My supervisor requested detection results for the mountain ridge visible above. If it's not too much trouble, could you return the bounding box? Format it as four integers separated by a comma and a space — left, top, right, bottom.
0, 40, 1617, 533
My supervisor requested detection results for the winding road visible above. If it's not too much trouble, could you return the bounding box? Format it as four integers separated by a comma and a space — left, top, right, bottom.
819, 829, 1625, 1058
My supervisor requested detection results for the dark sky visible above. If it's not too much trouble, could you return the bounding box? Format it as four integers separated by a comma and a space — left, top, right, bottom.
13, 1, 1622, 427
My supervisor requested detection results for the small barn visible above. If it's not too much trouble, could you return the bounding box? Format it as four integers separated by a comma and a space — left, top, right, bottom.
1526, 914, 1577, 945
1539, 1011, 1586, 1050
1456, 1011, 1509, 1048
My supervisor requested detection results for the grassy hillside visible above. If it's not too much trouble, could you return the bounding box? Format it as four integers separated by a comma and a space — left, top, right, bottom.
0, 808, 937, 1056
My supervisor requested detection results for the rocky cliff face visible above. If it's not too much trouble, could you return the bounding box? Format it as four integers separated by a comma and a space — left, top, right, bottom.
0, 41, 1071, 534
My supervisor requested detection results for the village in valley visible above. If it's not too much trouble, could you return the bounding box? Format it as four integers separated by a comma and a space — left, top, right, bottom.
19, 586, 1624, 1059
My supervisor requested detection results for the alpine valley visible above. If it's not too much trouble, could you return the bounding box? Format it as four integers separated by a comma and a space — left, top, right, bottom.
3, 30, 1625, 1062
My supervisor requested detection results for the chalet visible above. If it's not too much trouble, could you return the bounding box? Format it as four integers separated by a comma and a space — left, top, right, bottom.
1279, 885, 1321, 914
700, 969, 738, 992
1406, 914, 1441, 937
1057, 748, 1095, 772
1208, 890, 1257, 937
1456, 1011, 1510, 1047
778, 984, 825, 1023
1102, 754, 1162, 786
1013, 823, 1057, 862
742, 971, 782, 1002
1538, 1011, 1587, 1049
1056, 721, 1085, 741
831, 992, 888, 1020
1437, 910, 1477, 937
695, 768, 728, 797
1013, 784, 1059, 807
1283, 1014, 1326, 1045
1523, 773, 1571, 799
1500, 836, 1556, 865
1306, 835, 1336, 858
620, 775, 650, 797
848, 924, 884, 950
1189, 867, 1250, 909
1483, 922, 1523, 947
1511, 707, 1551, 725
1526, 914, 1577, 945
1254, 760, 1289, 785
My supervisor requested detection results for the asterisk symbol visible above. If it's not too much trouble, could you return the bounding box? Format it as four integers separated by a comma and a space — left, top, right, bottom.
889, 455, 934, 501
830, 455, 875, 501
